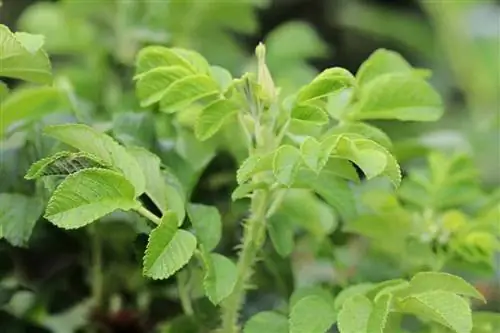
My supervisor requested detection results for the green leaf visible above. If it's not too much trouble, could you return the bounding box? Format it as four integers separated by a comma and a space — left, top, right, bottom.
268, 212, 294, 257
334, 283, 375, 311
291, 103, 329, 125
326, 122, 392, 149
136, 66, 192, 107
337, 294, 373, 333
290, 286, 336, 310
44, 124, 146, 195
112, 111, 156, 149
244, 311, 288, 333
0, 194, 42, 246
202, 252, 237, 305
195, 98, 239, 141
44, 169, 138, 229
0, 24, 52, 84
399, 291, 472, 333
0, 86, 64, 136
367, 293, 392, 333
289, 295, 336, 333
231, 182, 267, 201
236, 152, 274, 184
350, 73, 443, 121
300, 137, 324, 173
186, 204, 221, 251
143, 213, 197, 280
159, 75, 219, 113
0, 81, 8, 99
356, 49, 413, 86
128, 148, 185, 223
310, 173, 357, 222
135, 46, 198, 76
210, 65, 233, 91
472, 312, 500, 333
273, 145, 302, 186
296, 67, 355, 103
25, 151, 107, 179
402, 272, 485, 302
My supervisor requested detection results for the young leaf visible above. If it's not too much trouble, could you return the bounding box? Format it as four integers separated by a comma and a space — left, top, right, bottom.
195, 98, 239, 141
402, 272, 485, 302
143, 228, 196, 280
0, 194, 43, 246
289, 295, 336, 333
273, 145, 302, 186
25, 151, 107, 179
337, 294, 373, 333
210, 65, 233, 91
231, 182, 267, 201
333, 283, 375, 311
296, 67, 355, 103
44, 124, 146, 195
202, 252, 237, 305
367, 293, 393, 333
128, 148, 185, 224
159, 75, 219, 113
356, 49, 413, 86
326, 122, 392, 150
399, 291, 472, 333
268, 212, 295, 257
0, 25, 52, 84
136, 66, 192, 107
244, 311, 288, 333
236, 153, 274, 184
291, 103, 329, 126
135, 46, 197, 76
44, 169, 138, 229
187, 203, 222, 251
350, 74, 443, 122
311, 173, 357, 222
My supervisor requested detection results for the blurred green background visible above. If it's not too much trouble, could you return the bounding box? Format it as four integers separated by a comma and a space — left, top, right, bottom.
0, 0, 498, 332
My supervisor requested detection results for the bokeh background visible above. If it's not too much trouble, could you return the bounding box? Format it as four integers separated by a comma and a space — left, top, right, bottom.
1, 0, 499, 332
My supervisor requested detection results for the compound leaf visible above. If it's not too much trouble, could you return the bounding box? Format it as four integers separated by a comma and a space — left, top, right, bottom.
44, 169, 138, 229
338, 294, 373, 333
367, 293, 392, 333
159, 75, 219, 113
25, 151, 107, 179
136, 66, 192, 107
44, 124, 146, 195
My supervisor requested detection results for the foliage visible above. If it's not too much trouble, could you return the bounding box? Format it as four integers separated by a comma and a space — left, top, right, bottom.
1, 1, 498, 333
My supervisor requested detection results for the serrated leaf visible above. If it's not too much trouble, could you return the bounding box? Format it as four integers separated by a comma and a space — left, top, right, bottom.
327, 122, 392, 149
236, 153, 274, 184
128, 148, 185, 223
291, 103, 329, 125
356, 49, 413, 86
44, 124, 146, 195
311, 173, 357, 222
159, 75, 219, 113
334, 283, 375, 311
367, 293, 392, 333
268, 212, 294, 257
186, 204, 221, 251
399, 291, 472, 333
231, 182, 267, 201
0, 25, 52, 84
25, 151, 107, 179
403, 272, 485, 302
289, 295, 336, 333
244, 311, 288, 333
296, 67, 355, 103
195, 98, 239, 141
350, 73, 443, 121
300, 136, 323, 173
135, 46, 197, 76
273, 145, 302, 186
143, 228, 196, 280
0, 194, 43, 246
202, 252, 237, 305
290, 286, 336, 310
337, 294, 373, 333
136, 66, 192, 107
112, 111, 156, 149
44, 169, 138, 229
0, 86, 64, 136
210, 65, 233, 91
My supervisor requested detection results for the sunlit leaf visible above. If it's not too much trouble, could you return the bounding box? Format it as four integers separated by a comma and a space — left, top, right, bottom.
195, 98, 239, 141
289, 295, 336, 333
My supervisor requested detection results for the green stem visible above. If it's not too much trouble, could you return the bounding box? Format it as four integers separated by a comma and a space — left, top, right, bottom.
219, 189, 269, 333
135, 205, 161, 225
177, 270, 194, 316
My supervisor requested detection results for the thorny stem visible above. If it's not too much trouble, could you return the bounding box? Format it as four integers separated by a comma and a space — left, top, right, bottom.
219, 189, 269, 333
